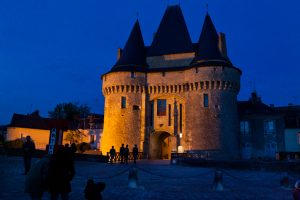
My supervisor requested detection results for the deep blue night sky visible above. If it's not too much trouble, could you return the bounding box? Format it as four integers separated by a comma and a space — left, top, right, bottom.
0, 0, 300, 125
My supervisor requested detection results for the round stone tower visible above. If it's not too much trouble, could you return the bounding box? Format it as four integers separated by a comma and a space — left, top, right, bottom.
187, 14, 241, 159
100, 21, 148, 154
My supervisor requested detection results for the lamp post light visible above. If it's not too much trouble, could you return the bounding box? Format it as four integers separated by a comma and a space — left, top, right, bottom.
178, 133, 183, 153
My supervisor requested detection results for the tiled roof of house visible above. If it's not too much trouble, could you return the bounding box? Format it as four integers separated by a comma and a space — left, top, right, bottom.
238, 92, 276, 115
8, 113, 70, 130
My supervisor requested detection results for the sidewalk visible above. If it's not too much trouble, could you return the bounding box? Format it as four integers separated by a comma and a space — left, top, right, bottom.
0, 156, 293, 200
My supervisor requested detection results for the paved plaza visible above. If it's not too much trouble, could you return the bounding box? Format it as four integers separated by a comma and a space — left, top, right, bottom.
0, 156, 295, 199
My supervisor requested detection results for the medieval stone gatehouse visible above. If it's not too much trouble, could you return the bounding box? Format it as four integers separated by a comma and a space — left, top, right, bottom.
101, 5, 242, 159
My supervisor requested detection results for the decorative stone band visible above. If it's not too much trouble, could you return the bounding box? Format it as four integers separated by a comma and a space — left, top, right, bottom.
103, 80, 240, 95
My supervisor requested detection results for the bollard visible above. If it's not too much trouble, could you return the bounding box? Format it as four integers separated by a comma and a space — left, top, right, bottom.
212, 170, 224, 191
128, 167, 138, 188
280, 172, 290, 189
171, 158, 177, 165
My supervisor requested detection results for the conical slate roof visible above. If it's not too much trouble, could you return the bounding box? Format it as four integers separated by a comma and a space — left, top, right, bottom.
191, 14, 232, 66
147, 5, 193, 56
110, 20, 148, 72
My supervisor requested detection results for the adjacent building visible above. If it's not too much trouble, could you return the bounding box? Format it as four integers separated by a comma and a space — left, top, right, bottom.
5, 111, 104, 151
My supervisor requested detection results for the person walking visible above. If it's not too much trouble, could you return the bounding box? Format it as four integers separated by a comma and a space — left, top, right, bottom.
119, 144, 125, 164
124, 145, 129, 164
109, 146, 116, 164
23, 135, 36, 175
25, 156, 49, 200
48, 145, 75, 200
132, 144, 138, 164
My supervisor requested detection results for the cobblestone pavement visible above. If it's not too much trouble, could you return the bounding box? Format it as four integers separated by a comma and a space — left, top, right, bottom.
0, 156, 295, 200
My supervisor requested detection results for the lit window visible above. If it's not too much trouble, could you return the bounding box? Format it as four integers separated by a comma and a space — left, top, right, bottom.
264, 120, 275, 134
240, 121, 250, 135
157, 99, 167, 116
121, 96, 126, 108
203, 94, 209, 107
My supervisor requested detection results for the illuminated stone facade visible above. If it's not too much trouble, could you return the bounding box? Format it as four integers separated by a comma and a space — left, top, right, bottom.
101, 6, 241, 159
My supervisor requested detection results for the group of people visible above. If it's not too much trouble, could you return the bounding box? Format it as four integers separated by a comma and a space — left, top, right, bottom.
23, 136, 82, 200
109, 144, 139, 164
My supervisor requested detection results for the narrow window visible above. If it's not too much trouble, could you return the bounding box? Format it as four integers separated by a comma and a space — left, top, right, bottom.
203, 94, 209, 107
264, 120, 275, 134
121, 96, 126, 108
131, 72, 135, 78
179, 104, 182, 133
162, 72, 165, 77
150, 102, 154, 126
168, 104, 171, 126
240, 121, 250, 135
157, 99, 167, 116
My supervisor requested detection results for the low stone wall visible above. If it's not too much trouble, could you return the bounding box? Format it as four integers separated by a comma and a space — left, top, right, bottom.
174, 157, 300, 174
0, 146, 108, 162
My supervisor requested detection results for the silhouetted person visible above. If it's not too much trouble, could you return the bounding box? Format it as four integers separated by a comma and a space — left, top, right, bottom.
124, 145, 129, 164
119, 144, 125, 163
48, 145, 75, 200
109, 146, 116, 163
84, 179, 105, 200
23, 135, 36, 174
25, 156, 49, 200
132, 144, 138, 164
70, 143, 77, 154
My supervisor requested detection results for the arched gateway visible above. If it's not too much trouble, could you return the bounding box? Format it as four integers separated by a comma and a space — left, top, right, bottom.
149, 131, 173, 159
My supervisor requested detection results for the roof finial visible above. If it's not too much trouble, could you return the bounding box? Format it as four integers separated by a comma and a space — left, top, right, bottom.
205, 3, 209, 13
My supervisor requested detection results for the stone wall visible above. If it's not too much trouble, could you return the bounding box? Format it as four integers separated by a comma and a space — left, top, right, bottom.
101, 65, 241, 159
6, 127, 50, 150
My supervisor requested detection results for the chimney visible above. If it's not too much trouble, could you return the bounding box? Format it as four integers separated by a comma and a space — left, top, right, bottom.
218, 32, 227, 57
117, 48, 122, 60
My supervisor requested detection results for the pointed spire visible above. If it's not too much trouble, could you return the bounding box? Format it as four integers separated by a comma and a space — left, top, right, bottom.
148, 5, 193, 56
191, 14, 232, 66
111, 20, 148, 72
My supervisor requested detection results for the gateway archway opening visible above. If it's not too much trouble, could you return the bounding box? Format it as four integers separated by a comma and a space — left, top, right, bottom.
149, 131, 172, 159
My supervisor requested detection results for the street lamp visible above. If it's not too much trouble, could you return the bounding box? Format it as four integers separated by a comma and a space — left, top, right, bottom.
178, 133, 183, 153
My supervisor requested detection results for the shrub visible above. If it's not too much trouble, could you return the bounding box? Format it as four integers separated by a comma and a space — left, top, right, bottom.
76, 142, 91, 153
4, 138, 24, 148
